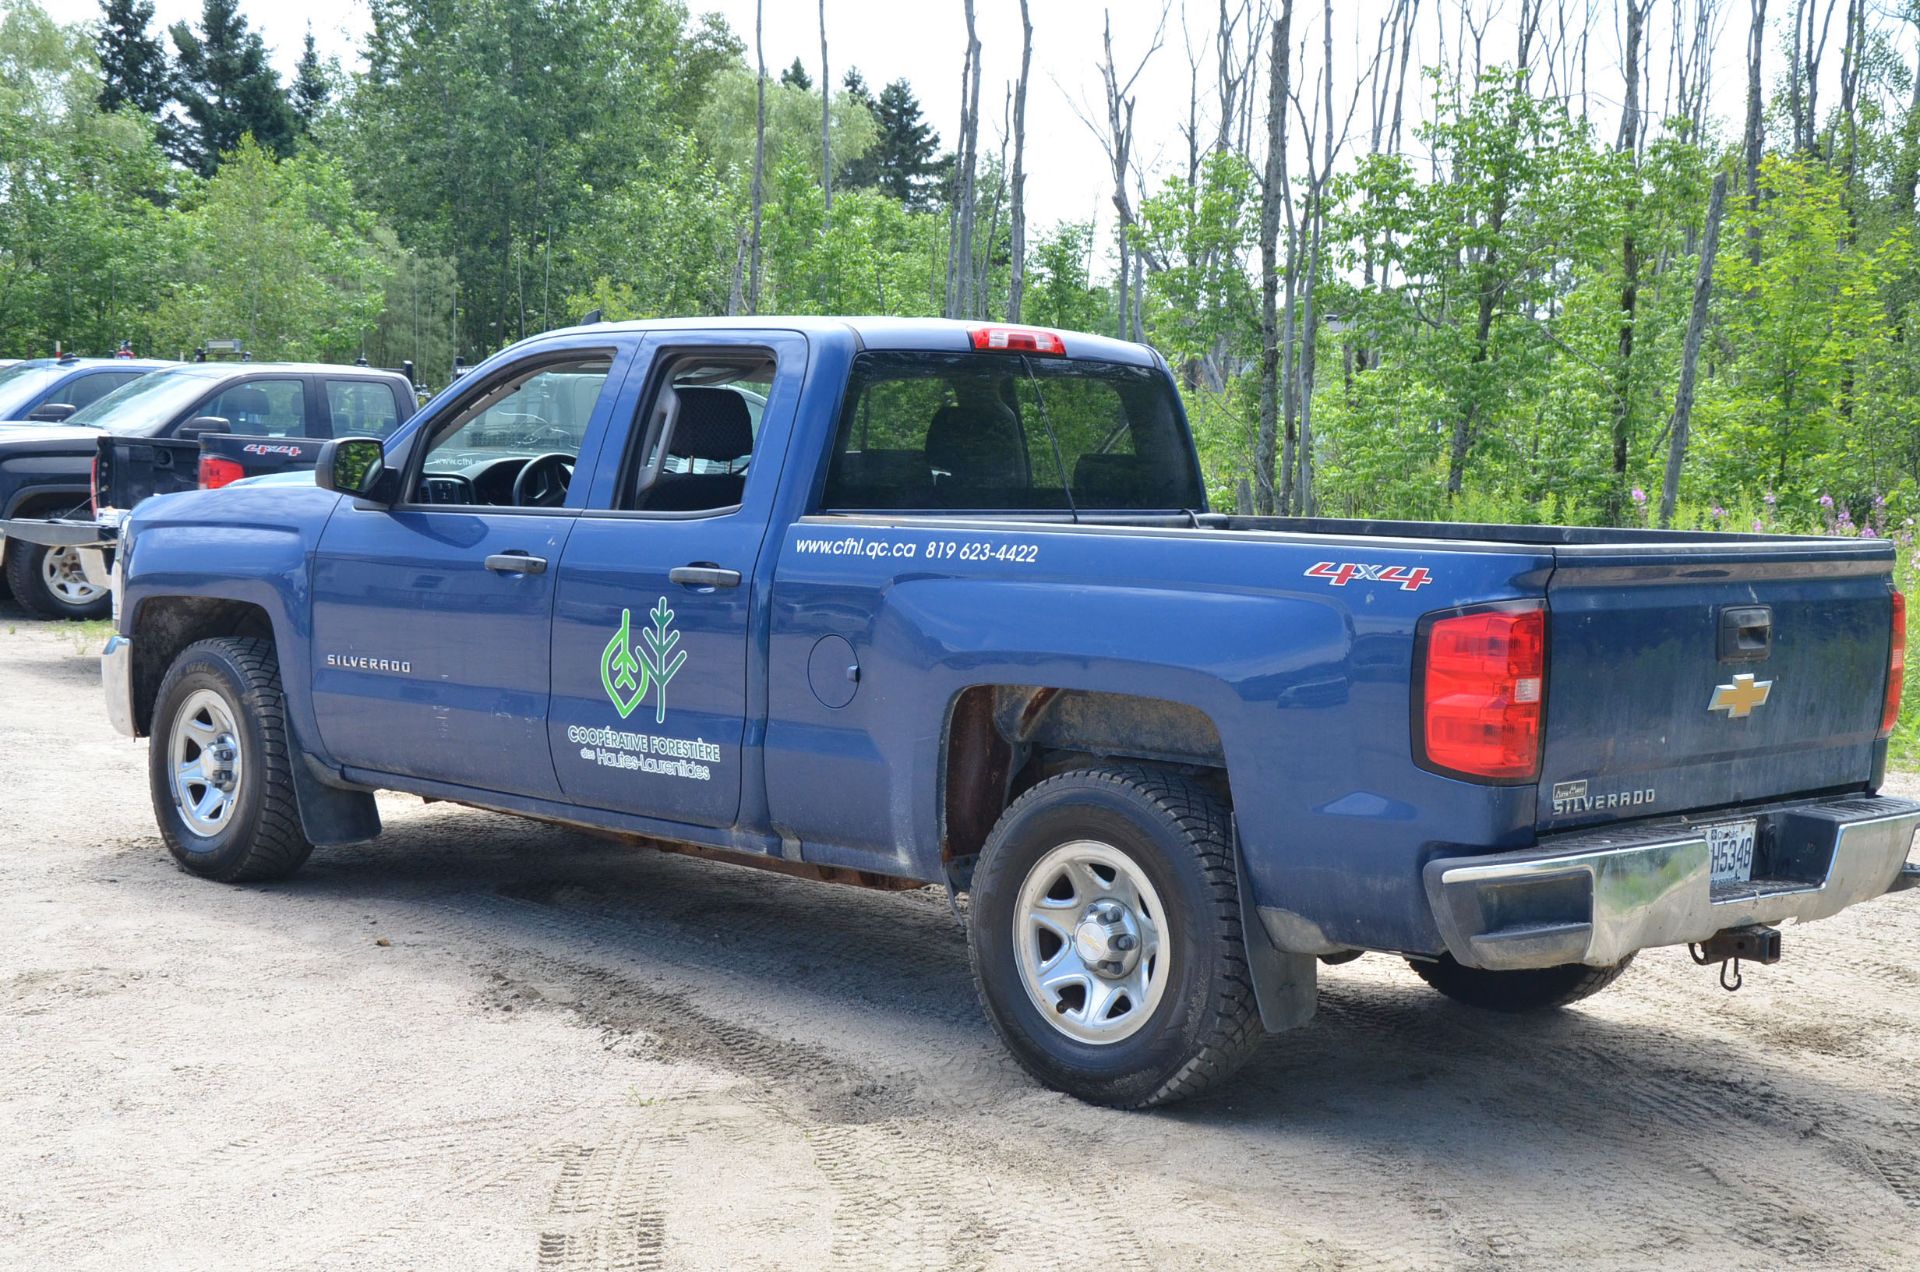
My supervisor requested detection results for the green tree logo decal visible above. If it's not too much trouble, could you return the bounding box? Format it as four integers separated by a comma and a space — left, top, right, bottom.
599, 598, 687, 724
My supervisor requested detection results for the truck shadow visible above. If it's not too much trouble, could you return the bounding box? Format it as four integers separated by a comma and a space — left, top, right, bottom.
113, 798, 1920, 1231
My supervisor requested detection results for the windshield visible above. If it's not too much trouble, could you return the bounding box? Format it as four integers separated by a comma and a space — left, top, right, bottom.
0, 364, 61, 419
68, 367, 226, 434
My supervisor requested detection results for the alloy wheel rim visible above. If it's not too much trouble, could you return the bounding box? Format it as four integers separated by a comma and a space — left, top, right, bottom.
42, 546, 106, 606
1013, 839, 1170, 1045
169, 688, 244, 837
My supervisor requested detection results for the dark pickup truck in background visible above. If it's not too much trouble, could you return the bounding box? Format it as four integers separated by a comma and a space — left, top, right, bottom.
0, 362, 414, 618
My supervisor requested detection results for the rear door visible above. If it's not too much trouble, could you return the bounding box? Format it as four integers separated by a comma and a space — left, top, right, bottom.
545, 332, 802, 829
1538, 540, 1894, 830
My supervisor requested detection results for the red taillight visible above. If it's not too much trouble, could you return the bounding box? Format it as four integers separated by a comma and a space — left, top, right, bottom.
1881, 592, 1905, 738
970, 325, 1066, 355
1418, 607, 1546, 782
199, 456, 246, 489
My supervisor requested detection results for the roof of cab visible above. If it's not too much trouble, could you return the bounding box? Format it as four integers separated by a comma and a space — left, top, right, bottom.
526, 315, 1163, 368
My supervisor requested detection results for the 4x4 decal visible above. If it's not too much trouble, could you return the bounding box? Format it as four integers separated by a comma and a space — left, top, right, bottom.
1304, 561, 1433, 591
600, 598, 688, 723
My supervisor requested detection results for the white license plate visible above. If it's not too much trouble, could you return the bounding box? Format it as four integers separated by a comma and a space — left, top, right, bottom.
1707, 819, 1758, 885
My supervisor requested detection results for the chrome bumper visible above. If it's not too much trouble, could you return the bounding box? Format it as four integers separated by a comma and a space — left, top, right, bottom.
102, 634, 136, 737
1424, 796, 1920, 971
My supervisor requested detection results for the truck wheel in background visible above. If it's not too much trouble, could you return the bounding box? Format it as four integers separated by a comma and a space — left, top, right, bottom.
4, 541, 111, 620
1407, 952, 1635, 1012
966, 765, 1263, 1108
148, 637, 314, 883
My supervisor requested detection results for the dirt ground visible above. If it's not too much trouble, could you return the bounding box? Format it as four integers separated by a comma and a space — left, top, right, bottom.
2, 610, 1918, 1272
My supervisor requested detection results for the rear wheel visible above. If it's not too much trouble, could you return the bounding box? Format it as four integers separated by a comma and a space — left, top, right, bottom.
5, 541, 110, 620
148, 637, 312, 882
967, 765, 1263, 1108
1408, 952, 1634, 1012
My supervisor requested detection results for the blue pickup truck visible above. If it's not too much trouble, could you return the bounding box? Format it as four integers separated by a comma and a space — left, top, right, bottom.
100, 317, 1920, 1106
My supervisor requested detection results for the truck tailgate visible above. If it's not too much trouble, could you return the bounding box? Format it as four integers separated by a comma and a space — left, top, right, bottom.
1539, 539, 1895, 830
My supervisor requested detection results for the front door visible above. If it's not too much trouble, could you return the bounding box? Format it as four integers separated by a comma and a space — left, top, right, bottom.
309, 349, 624, 799
547, 336, 798, 828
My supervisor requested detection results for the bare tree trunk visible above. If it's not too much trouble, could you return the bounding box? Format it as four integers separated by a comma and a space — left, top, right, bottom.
1744, 0, 1767, 267
1609, 1, 1649, 522
1008, 0, 1032, 321
1255, 0, 1294, 516
748, 0, 767, 313
1295, 0, 1335, 518
945, 0, 983, 319
1081, 7, 1167, 340
819, 0, 831, 215
1661, 171, 1727, 527
1617, 1, 1647, 153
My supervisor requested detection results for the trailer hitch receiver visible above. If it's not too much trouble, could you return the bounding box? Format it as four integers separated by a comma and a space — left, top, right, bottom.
1689, 924, 1781, 991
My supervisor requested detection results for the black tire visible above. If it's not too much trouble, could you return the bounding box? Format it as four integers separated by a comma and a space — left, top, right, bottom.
966, 765, 1263, 1108
1408, 952, 1635, 1012
5, 540, 111, 620
148, 636, 313, 882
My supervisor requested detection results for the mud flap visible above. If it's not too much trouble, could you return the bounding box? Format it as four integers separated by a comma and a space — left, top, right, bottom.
1235, 827, 1317, 1033
288, 718, 382, 846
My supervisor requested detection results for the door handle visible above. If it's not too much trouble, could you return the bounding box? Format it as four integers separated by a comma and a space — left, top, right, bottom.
669, 564, 741, 589
485, 552, 548, 575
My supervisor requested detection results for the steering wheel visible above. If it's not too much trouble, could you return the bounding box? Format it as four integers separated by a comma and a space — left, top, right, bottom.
512, 452, 575, 507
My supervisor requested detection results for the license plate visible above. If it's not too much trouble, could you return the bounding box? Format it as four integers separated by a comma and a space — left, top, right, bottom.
1707, 819, 1757, 885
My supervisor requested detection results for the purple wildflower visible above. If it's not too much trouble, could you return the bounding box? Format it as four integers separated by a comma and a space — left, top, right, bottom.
1630, 487, 1647, 506
1820, 494, 1835, 509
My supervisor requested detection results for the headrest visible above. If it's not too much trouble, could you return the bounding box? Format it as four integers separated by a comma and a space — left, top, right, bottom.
222, 387, 272, 417
925, 403, 1025, 487
671, 387, 753, 461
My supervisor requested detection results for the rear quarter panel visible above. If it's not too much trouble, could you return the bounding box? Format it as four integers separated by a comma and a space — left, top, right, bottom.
765, 517, 1554, 953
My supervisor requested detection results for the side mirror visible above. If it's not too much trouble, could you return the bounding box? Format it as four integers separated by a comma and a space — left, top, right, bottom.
27, 402, 76, 423
175, 415, 230, 440
316, 437, 388, 502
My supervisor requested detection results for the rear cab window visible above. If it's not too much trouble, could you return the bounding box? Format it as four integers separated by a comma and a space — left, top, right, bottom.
821, 351, 1202, 513
196, 378, 308, 437
324, 379, 405, 438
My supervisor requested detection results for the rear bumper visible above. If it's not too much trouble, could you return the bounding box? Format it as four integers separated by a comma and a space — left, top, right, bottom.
102, 634, 135, 737
1424, 795, 1920, 971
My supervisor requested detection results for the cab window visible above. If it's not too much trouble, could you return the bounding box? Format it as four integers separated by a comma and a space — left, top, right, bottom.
325, 380, 403, 438
197, 378, 308, 437
621, 354, 774, 513
413, 356, 612, 507
821, 351, 1202, 512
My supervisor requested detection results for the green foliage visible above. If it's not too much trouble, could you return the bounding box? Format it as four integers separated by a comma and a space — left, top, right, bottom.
0, 0, 177, 355
153, 137, 389, 360
167, 0, 295, 174
94, 0, 166, 118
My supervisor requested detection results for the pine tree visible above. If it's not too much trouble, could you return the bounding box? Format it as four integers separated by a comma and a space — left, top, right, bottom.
780, 56, 812, 91
840, 68, 880, 188
95, 0, 169, 118
870, 78, 944, 210
291, 26, 328, 132
168, 0, 295, 175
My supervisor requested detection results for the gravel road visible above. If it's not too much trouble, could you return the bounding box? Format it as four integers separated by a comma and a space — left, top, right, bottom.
3, 609, 1919, 1271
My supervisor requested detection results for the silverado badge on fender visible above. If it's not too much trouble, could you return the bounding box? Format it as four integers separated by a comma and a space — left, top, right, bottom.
1709, 673, 1773, 719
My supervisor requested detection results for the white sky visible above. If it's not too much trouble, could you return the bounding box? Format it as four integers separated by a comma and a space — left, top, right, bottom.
42, 0, 1881, 241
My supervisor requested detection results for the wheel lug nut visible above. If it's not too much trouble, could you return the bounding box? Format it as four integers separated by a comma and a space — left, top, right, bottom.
1113, 934, 1136, 951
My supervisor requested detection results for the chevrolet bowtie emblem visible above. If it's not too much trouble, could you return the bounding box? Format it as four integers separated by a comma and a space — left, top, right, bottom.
1709, 673, 1773, 719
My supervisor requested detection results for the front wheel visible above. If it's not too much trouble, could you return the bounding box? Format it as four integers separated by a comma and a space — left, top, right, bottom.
966, 766, 1263, 1108
148, 637, 313, 882
1407, 952, 1635, 1012
5, 541, 111, 620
